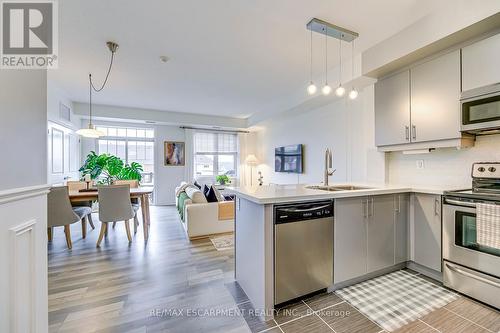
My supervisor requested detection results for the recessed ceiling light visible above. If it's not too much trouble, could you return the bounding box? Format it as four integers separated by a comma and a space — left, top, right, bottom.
159, 55, 169, 63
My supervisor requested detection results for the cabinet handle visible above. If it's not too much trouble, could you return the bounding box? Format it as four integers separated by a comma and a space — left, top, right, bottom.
412, 125, 417, 140
370, 198, 375, 216
405, 126, 410, 141
434, 198, 440, 216
395, 195, 401, 213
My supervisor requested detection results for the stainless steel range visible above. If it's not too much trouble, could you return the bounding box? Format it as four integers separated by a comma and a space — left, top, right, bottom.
443, 162, 500, 309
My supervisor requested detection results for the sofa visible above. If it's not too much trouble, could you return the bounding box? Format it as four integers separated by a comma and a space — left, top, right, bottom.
175, 182, 234, 239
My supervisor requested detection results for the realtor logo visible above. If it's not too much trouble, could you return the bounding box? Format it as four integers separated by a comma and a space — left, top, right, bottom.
1, 0, 58, 69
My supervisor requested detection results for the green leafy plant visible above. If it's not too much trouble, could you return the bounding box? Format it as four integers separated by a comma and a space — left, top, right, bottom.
216, 174, 230, 185
79, 151, 143, 185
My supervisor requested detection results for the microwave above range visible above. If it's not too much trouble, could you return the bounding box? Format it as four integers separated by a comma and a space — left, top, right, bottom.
461, 83, 500, 134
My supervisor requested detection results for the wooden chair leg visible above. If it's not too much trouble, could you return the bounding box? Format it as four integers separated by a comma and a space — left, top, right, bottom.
64, 225, 72, 249
47, 227, 53, 242
96, 222, 107, 247
88, 214, 95, 229
133, 216, 139, 234
112, 221, 117, 229
124, 220, 132, 242
82, 217, 87, 239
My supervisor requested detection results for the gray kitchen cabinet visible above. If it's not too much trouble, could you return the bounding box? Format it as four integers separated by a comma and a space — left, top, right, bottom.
367, 195, 396, 273
410, 50, 461, 143
375, 70, 411, 146
334, 197, 367, 284
413, 193, 442, 272
462, 33, 500, 92
394, 194, 409, 264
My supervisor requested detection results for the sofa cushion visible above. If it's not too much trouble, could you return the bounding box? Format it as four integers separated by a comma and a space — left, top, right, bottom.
185, 186, 208, 203
206, 186, 219, 203
193, 180, 202, 190
212, 185, 225, 202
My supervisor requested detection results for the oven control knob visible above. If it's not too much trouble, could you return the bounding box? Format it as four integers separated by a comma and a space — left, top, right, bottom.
488, 167, 497, 172
478, 167, 486, 172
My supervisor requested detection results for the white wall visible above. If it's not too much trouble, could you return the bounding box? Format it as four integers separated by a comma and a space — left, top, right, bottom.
0, 70, 49, 333
0, 71, 48, 191
154, 125, 186, 205
388, 134, 500, 188
47, 79, 80, 130
250, 86, 386, 186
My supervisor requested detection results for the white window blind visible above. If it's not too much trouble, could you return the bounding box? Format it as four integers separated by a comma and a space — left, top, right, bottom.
194, 132, 239, 177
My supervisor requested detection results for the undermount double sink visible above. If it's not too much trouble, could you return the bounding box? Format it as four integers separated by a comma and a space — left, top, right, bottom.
305, 185, 373, 192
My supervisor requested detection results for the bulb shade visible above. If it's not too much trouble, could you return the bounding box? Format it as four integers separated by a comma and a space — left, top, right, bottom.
349, 88, 359, 100
307, 83, 317, 95
322, 84, 332, 95
76, 124, 105, 138
335, 85, 345, 97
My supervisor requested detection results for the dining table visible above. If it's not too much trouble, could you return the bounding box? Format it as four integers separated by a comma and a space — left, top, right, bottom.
68, 187, 154, 241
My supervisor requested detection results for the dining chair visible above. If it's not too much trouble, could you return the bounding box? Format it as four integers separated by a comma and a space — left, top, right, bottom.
47, 186, 92, 249
66, 180, 95, 230
112, 180, 140, 233
97, 185, 138, 246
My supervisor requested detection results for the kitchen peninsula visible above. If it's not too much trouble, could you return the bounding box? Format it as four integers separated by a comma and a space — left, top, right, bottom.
227, 183, 446, 319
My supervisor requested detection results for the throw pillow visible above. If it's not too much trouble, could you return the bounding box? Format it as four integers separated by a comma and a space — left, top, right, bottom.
203, 184, 210, 198
206, 186, 219, 203
211, 185, 225, 202
193, 180, 202, 190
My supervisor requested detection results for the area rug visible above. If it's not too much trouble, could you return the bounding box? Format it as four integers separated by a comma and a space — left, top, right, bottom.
210, 235, 234, 251
335, 270, 459, 332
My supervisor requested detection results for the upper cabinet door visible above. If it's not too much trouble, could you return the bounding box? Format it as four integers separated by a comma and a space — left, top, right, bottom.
375, 70, 411, 146
462, 33, 500, 92
410, 50, 461, 143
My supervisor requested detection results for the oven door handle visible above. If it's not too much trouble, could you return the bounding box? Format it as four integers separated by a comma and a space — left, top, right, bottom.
444, 199, 477, 208
446, 263, 500, 288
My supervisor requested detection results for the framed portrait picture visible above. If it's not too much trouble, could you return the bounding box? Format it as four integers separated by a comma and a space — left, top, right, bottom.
164, 141, 185, 166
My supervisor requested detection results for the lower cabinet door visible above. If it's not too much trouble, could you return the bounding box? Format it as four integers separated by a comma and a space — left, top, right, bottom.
334, 197, 367, 284
413, 194, 442, 272
395, 194, 410, 264
367, 195, 396, 272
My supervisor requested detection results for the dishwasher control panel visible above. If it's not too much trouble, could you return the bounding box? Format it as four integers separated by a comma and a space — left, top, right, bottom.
274, 200, 334, 224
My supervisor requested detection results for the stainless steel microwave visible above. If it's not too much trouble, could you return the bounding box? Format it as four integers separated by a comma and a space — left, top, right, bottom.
461, 83, 500, 134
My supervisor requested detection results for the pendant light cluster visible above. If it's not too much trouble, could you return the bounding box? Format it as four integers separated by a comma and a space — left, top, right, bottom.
306, 19, 359, 100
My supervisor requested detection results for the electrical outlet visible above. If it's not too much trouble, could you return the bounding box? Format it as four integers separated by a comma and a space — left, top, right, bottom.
416, 160, 425, 169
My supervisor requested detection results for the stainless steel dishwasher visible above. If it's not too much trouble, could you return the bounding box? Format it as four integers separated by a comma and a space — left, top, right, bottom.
274, 200, 334, 306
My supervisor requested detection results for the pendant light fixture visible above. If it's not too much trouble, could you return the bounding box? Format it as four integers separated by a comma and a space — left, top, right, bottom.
335, 34, 345, 97
307, 28, 317, 95
322, 26, 332, 95
76, 41, 119, 138
349, 39, 358, 100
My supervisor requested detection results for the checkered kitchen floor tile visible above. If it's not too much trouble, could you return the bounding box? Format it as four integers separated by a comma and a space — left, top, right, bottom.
335, 270, 459, 332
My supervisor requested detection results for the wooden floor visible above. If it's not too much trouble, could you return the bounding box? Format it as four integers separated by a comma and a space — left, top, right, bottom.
48, 206, 500, 333
48, 206, 249, 333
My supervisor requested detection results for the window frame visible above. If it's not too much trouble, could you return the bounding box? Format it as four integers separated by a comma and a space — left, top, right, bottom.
194, 131, 239, 178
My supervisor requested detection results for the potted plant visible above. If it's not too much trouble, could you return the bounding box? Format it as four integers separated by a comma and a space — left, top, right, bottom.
216, 174, 230, 186
79, 151, 144, 185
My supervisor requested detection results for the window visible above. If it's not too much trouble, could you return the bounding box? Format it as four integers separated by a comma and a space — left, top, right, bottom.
96, 126, 155, 185
194, 132, 239, 178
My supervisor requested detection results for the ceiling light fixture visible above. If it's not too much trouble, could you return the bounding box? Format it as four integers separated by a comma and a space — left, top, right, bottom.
306, 19, 358, 100
307, 28, 317, 95
335, 34, 345, 97
322, 26, 331, 96
159, 55, 169, 63
349, 39, 358, 100
76, 41, 119, 138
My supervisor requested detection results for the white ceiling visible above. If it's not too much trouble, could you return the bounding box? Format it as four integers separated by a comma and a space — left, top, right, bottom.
51, 0, 439, 118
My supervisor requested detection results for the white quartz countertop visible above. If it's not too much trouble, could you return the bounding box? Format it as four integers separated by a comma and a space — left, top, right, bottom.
225, 183, 458, 204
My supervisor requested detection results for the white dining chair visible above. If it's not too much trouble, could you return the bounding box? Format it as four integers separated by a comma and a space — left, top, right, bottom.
47, 186, 92, 249
112, 180, 140, 233
67, 180, 95, 230
96, 185, 137, 247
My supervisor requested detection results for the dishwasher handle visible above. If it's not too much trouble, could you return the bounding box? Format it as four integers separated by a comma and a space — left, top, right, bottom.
275, 201, 333, 224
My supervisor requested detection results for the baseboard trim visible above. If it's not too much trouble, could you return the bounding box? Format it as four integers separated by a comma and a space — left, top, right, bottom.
331, 263, 406, 291
406, 261, 443, 282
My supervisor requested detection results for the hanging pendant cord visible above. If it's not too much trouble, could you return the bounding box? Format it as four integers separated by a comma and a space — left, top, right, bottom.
88, 48, 116, 124
351, 39, 354, 80
339, 35, 342, 85
324, 26, 328, 84
310, 28, 313, 82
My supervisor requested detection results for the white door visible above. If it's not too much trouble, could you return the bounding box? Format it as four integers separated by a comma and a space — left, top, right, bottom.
48, 122, 81, 185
